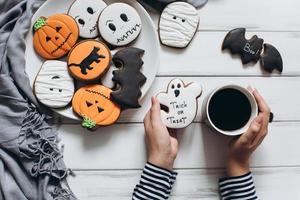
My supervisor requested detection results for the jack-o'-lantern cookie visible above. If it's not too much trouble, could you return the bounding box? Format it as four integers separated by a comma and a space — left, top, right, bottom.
67, 40, 111, 81
33, 14, 79, 59
72, 84, 121, 128
98, 3, 142, 46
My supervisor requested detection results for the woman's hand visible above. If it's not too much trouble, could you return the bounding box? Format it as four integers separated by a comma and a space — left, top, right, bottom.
144, 96, 178, 171
227, 89, 271, 176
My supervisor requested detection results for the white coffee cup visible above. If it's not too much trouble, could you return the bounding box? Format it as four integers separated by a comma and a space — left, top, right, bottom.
204, 85, 258, 136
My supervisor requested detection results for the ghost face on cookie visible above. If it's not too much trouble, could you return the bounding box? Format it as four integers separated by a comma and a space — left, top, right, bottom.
68, 0, 107, 38
34, 61, 75, 108
159, 2, 199, 48
156, 79, 202, 128
98, 3, 142, 46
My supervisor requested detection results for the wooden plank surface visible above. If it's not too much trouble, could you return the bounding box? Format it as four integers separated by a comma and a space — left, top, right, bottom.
60, 122, 300, 169
68, 167, 300, 199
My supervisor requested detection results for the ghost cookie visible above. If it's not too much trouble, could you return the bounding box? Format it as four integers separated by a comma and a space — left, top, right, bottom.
98, 3, 142, 46
156, 79, 202, 129
34, 60, 75, 108
33, 14, 79, 59
72, 84, 121, 129
67, 40, 111, 81
68, 0, 107, 38
159, 2, 199, 48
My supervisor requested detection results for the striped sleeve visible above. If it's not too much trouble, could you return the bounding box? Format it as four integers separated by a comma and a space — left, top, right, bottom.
132, 162, 177, 200
219, 172, 258, 200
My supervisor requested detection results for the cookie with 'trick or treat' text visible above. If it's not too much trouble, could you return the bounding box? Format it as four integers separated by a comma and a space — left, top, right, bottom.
156, 79, 202, 129
67, 40, 111, 81
72, 84, 121, 129
222, 28, 264, 64
68, 0, 107, 38
33, 14, 79, 59
98, 3, 142, 46
34, 60, 75, 108
111, 47, 146, 109
159, 2, 199, 48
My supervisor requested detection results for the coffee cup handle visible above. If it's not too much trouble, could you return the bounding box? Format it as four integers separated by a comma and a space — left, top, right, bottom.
269, 112, 274, 123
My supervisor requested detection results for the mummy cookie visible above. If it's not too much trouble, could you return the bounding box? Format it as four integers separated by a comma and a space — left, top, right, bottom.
159, 2, 199, 48
34, 60, 75, 108
68, 40, 111, 81
68, 0, 107, 38
111, 47, 146, 109
72, 84, 121, 129
98, 3, 142, 46
33, 14, 79, 59
156, 79, 202, 129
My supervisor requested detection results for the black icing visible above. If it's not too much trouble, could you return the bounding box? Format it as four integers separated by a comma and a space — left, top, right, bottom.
87, 7, 94, 14
222, 28, 264, 64
68, 46, 106, 75
78, 18, 85, 25
111, 47, 146, 109
260, 43, 283, 73
108, 23, 116, 32
120, 13, 128, 22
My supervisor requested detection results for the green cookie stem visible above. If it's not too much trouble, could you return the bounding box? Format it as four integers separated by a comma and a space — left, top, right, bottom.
33, 17, 47, 32
82, 116, 96, 129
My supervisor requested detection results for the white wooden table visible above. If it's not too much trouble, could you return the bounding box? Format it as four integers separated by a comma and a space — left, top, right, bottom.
58, 0, 300, 199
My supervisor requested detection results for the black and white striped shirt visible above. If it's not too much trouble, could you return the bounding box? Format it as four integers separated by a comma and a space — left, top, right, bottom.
132, 162, 177, 200
219, 172, 258, 200
133, 163, 257, 200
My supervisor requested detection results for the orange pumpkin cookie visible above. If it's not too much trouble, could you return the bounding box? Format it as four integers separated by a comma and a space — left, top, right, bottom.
33, 14, 79, 59
72, 84, 121, 128
67, 40, 111, 81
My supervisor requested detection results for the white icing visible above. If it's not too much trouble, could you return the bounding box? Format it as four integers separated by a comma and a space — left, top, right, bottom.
157, 79, 202, 129
98, 3, 142, 46
68, 0, 107, 38
159, 2, 199, 48
34, 60, 75, 108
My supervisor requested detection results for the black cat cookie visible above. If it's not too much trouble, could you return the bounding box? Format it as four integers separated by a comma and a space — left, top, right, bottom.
222, 28, 264, 64
67, 40, 111, 81
111, 47, 146, 109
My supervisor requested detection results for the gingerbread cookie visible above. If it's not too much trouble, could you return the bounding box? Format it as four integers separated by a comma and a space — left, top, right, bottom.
34, 60, 75, 108
111, 47, 146, 109
159, 2, 199, 48
72, 84, 121, 128
67, 40, 111, 81
33, 14, 79, 59
68, 0, 107, 38
156, 79, 202, 129
98, 3, 142, 46
222, 28, 264, 64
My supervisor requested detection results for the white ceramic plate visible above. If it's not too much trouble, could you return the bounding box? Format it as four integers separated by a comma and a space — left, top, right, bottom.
25, 0, 159, 120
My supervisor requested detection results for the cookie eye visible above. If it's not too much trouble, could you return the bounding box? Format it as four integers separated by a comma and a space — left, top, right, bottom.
56, 26, 62, 32
120, 13, 128, 22
173, 16, 177, 20
177, 84, 181, 88
59, 89, 62, 92
86, 101, 93, 107
87, 7, 94, 14
108, 23, 116, 32
49, 88, 53, 91
182, 19, 186, 23
78, 18, 85, 25
95, 100, 98, 103
171, 84, 175, 89
46, 36, 51, 42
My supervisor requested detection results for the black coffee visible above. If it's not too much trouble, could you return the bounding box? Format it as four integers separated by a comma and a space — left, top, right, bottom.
208, 88, 252, 131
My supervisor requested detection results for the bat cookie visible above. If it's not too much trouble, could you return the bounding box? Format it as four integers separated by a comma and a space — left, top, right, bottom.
98, 3, 142, 46
110, 47, 146, 109
34, 60, 75, 108
72, 84, 121, 129
159, 2, 199, 48
33, 14, 79, 59
68, 0, 107, 38
67, 40, 111, 81
222, 28, 264, 64
260, 43, 283, 73
156, 79, 202, 129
